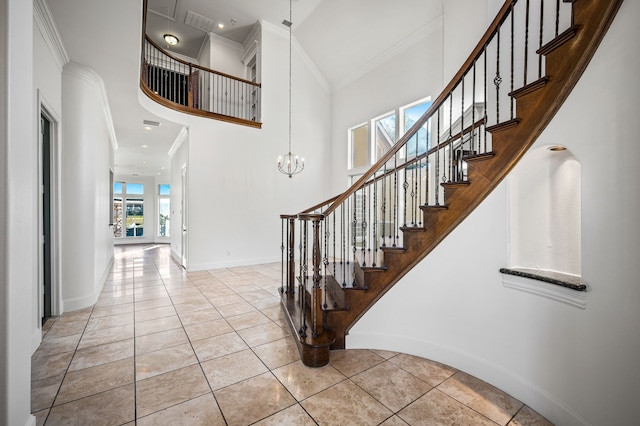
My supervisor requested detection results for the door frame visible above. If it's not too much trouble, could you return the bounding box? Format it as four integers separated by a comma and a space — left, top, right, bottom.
181, 162, 188, 269
38, 92, 62, 322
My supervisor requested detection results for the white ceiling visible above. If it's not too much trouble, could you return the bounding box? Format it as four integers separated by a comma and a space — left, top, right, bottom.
46, 0, 443, 178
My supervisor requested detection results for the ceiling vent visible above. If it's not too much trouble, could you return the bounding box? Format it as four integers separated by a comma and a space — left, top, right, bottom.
185, 10, 217, 33
143, 119, 161, 127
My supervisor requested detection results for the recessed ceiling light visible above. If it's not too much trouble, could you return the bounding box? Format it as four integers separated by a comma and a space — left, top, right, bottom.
163, 34, 179, 46
548, 145, 567, 151
144, 126, 152, 131
141, 144, 148, 148
218, 23, 225, 29
142, 161, 147, 164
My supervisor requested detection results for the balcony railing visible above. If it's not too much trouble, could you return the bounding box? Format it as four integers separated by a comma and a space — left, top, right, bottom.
140, 36, 262, 128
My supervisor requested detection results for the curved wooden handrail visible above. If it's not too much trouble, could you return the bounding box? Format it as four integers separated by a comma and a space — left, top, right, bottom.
322, 0, 515, 217
144, 36, 261, 89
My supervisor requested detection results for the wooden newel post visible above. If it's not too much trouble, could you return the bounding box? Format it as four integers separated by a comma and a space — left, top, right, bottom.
303, 214, 324, 338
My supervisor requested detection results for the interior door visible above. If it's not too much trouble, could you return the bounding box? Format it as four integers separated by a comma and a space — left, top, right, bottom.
41, 114, 52, 322
181, 164, 188, 268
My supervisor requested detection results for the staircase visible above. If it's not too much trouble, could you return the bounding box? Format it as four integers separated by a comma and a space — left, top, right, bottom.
280, 0, 623, 367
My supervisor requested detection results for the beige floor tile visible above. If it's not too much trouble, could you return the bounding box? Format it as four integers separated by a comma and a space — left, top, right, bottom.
238, 290, 273, 302
31, 351, 73, 381
438, 371, 522, 425
237, 322, 289, 347
68, 338, 134, 372
351, 361, 432, 412
248, 296, 281, 310
170, 293, 208, 305
135, 315, 182, 336
178, 307, 222, 325
201, 349, 268, 391
214, 372, 296, 426
85, 312, 134, 332
301, 379, 392, 426
135, 327, 189, 355
77, 323, 134, 350
398, 389, 497, 426
508, 405, 553, 426
137, 393, 225, 425
252, 337, 300, 370
134, 305, 177, 322
184, 318, 234, 341
173, 300, 215, 315
136, 365, 211, 418
45, 319, 88, 338
372, 349, 399, 359
55, 307, 92, 323
225, 310, 271, 331
252, 403, 316, 426
54, 357, 134, 405
380, 415, 410, 425
90, 303, 134, 319
134, 288, 169, 302
134, 297, 173, 311
135, 342, 198, 381
95, 294, 134, 307
191, 332, 249, 362
209, 294, 247, 308
32, 333, 82, 358
329, 349, 385, 377
273, 360, 346, 401
31, 374, 63, 412
166, 286, 200, 297
47, 384, 135, 425
389, 353, 458, 387
216, 302, 258, 318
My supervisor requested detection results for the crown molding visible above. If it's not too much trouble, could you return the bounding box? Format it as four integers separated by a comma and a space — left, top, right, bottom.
33, 0, 69, 71
168, 126, 189, 157
261, 19, 329, 93
332, 15, 443, 92
63, 62, 118, 151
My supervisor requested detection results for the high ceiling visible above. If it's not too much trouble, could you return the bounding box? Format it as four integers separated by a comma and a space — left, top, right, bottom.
47, 0, 443, 178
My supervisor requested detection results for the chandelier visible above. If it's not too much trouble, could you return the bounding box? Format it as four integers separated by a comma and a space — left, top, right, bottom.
277, 0, 304, 178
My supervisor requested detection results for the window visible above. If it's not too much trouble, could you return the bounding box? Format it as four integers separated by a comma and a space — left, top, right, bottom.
113, 182, 145, 238
373, 112, 396, 161
347, 97, 431, 172
158, 184, 170, 237
402, 99, 432, 157
349, 124, 369, 169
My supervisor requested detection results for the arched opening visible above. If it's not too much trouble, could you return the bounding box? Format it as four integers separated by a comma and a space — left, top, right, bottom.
509, 145, 581, 276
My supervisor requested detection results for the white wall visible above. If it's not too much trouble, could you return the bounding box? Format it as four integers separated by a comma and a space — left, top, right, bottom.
330, 25, 444, 193
61, 63, 115, 312
2, 0, 36, 423
349, 1, 639, 425
140, 21, 332, 271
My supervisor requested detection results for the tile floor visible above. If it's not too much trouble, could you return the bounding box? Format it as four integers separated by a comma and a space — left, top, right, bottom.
31, 244, 553, 425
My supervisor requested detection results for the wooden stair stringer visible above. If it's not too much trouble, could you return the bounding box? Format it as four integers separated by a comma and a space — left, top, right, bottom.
324, 0, 624, 351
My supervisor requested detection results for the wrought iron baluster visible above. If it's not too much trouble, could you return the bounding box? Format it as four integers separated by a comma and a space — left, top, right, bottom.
510, 2, 515, 120
393, 155, 398, 247
524, 0, 531, 86
495, 28, 502, 124
435, 108, 441, 205
539, 0, 544, 79
555, 0, 560, 37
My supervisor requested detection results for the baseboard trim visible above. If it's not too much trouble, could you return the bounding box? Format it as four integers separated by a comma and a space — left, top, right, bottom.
188, 256, 280, 272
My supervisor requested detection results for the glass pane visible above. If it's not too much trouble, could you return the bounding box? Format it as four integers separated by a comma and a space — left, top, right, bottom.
404, 101, 432, 157
126, 183, 144, 195
113, 182, 123, 194
113, 198, 123, 238
374, 113, 396, 161
158, 198, 170, 237
350, 125, 369, 168
125, 198, 144, 237
159, 184, 170, 195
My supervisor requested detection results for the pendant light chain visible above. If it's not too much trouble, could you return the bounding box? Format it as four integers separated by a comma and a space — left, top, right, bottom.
277, 0, 304, 178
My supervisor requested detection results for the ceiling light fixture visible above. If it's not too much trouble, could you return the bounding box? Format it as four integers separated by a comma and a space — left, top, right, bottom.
277, 0, 304, 178
218, 23, 225, 29
163, 34, 179, 46
548, 145, 567, 152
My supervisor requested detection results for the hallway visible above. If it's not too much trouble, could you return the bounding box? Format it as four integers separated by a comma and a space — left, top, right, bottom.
31, 244, 551, 425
